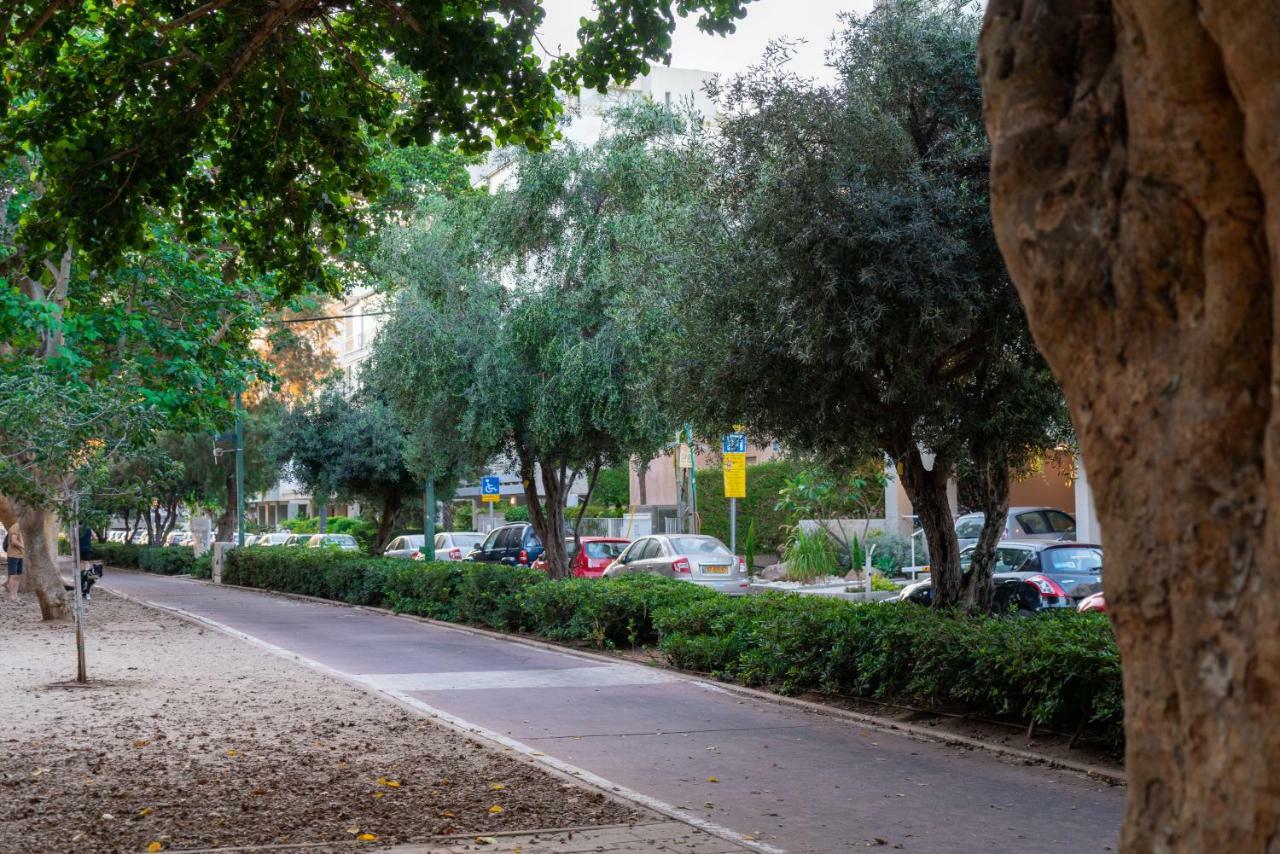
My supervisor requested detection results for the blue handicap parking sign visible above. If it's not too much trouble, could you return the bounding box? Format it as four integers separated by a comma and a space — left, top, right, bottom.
722, 433, 747, 454
480, 475, 501, 495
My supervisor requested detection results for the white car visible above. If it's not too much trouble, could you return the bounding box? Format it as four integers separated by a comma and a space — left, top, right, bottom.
604, 534, 750, 595
254, 532, 296, 547
424, 532, 486, 561
954, 507, 1076, 550
384, 534, 425, 559
306, 533, 359, 551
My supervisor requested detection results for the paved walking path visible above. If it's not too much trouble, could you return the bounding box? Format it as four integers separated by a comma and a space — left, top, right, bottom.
102, 572, 1124, 854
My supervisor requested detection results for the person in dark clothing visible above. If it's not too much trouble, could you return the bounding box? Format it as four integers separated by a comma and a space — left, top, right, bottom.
76, 524, 100, 600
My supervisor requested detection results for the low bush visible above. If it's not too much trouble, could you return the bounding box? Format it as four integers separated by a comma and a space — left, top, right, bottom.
654, 593, 1123, 745
96, 542, 198, 576
219, 548, 1124, 747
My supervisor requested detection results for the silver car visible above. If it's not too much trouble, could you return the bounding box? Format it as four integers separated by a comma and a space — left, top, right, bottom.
954, 506, 1076, 550
254, 532, 296, 547
384, 534, 425, 559
603, 534, 750, 595
430, 532, 486, 561
306, 533, 359, 551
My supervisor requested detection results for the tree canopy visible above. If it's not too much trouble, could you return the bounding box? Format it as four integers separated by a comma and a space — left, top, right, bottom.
0, 1, 754, 293
368, 104, 707, 575
676, 1, 1069, 608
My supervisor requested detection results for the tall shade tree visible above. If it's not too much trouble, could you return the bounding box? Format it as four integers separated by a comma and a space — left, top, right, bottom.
677, 3, 1069, 609
980, 0, 1280, 847
273, 385, 418, 554
1, 2, 757, 616
0, 219, 268, 618
369, 105, 702, 576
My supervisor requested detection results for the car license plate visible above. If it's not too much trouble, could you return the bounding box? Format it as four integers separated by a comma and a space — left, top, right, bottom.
703, 564, 729, 575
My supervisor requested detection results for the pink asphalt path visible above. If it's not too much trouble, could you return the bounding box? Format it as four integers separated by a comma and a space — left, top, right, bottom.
101, 571, 1124, 854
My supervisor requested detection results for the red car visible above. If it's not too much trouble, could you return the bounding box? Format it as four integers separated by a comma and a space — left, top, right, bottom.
532, 537, 630, 578
1077, 591, 1107, 613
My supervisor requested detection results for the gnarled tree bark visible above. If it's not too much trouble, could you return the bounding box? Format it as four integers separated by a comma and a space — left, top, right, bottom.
981, 0, 1280, 847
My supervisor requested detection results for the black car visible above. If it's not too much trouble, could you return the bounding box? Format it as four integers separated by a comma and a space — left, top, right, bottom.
898, 541, 1103, 614
467, 523, 544, 566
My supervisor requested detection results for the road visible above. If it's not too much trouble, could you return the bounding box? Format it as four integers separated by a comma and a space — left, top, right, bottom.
101, 571, 1124, 854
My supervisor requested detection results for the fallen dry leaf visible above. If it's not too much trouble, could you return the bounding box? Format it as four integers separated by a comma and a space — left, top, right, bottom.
475, 837, 498, 845
371, 792, 385, 799
147, 842, 164, 852
138, 807, 154, 818
488, 804, 504, 815
356, 833, 378, 841
376, 777, 401, 788
489, 782, 506, 790
134, 739, 151, 749
707, 776, 720, 783
225, 749, 238, 758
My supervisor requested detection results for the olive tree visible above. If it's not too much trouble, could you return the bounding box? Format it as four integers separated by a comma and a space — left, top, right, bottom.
677, 3, 1069, 609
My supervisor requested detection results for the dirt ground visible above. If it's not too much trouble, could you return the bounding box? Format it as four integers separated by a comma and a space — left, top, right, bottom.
0, 590, 642, 853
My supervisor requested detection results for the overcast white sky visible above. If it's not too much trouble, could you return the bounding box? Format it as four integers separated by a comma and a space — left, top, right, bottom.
539, 1, 872, 84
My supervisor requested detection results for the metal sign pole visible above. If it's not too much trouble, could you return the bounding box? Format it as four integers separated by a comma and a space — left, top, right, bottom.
730, 497, 737, 554
69, 493, 87, 683
235, 391, 245, 547
424, 479, 435, 560
685, 424, 698, 534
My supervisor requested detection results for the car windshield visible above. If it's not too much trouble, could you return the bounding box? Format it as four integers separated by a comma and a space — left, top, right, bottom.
585, 541, 627, 559
669, 537, 731, 557
454, 534, 483, 548
1042, 546, 1103, 575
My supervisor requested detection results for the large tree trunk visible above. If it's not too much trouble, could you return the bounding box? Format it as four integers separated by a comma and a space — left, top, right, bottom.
959, 454, 1010, 614
899, 448, 962, 607
519, 452, 570, 579
373, 493, 402, 555
635, 456, 649, 506
215, 466, 236, 542
17, 504, 71, 621
981, 1, 1280, 848
441, 500, 455, 533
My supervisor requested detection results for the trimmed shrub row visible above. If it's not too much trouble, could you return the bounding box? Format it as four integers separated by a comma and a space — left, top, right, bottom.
96, 542, 211, 578
222, 548, 1124, 746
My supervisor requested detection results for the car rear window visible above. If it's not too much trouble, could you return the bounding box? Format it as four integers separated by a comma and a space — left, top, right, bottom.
955, 516, 984, 538
1042, 547, 1102, 574
454, 534, 483, 549
669, 537, 731, 556
1016, 512, 1051, 534
585, 541, 627, 559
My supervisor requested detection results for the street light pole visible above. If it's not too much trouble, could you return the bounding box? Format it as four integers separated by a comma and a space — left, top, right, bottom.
685, 424, 699, 534
235, 391, 245, 547
423, 478, 436, 561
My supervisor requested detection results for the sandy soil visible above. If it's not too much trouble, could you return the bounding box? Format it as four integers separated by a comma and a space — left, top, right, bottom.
0, 590, 641, 853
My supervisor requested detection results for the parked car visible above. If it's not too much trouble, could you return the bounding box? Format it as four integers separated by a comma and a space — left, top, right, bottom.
428, 532, 486, 561
384, 534, 424, 559
107, 530, 128, 543
129, 529, 149, 544
283, 533, 311, 547
1078, 591, 1107, 613
954, 506, 1077, 550
306, 533, 359, 551
603, 534, 750, 594
165, 531, 192, 547
467, 523, 544, 566
897, 540, 1103, 613
254, 532, 295, 547
532, 537, 630, 577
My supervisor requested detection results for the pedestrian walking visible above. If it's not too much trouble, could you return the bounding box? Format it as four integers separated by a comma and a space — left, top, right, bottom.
77, 523, 99, 600
4, 524, 23, 603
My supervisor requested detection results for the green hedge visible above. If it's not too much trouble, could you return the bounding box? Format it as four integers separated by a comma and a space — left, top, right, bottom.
221, 548, 1124, 746
95, 542, 211, 577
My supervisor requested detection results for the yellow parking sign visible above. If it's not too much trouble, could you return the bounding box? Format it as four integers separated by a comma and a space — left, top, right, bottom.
722, 452, 746, 498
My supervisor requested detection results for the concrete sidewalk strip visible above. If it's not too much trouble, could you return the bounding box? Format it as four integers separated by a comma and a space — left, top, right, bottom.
396, 820, 758, 852
358, 664, 680, 692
